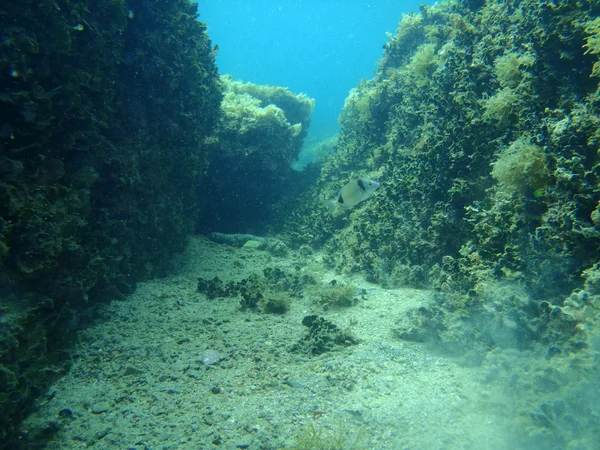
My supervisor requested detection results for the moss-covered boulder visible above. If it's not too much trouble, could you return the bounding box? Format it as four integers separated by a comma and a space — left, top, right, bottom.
197, 75, 314, 233
282, 2, 600, 445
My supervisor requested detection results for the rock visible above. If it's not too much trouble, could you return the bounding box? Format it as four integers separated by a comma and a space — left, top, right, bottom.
200, 349, 221, 366
265, 238, 289, 256
123, 365, 145, 376
209, 232, 266, 247
242, 239, 265, 250
91, 401, 110, 414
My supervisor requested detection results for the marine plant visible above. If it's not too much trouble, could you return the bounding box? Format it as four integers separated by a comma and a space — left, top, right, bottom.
292, 315, 358, 355
584, 16, 600, 76
494, 51, 535, 88
481, 87, 521, 125
262, 292, 291, 314
307, 280, 359, 309
289, 422, 364, 450
197, 266, 315, 313
407, 42, 439, 86
491, 136, 550, 195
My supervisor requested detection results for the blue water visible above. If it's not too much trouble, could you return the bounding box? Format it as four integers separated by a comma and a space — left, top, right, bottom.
199, 0, 431, 138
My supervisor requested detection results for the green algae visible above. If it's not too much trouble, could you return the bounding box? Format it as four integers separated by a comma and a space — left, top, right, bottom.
289, 422, 364, 450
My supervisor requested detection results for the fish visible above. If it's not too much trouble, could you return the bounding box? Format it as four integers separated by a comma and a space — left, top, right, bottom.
324, 178, 380, 211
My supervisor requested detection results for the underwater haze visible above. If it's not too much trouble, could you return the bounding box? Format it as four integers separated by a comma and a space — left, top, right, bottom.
199, 0, 430, 138
2, 0, 600, 449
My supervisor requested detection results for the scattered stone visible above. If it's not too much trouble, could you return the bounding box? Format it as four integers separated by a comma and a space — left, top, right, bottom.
265, 238, 289, 256
243, 239, 265, 250
200, 349, 221, 366
91, 401, 110, 414
58, 408, 73, 419
209, 232, 266, 247
284, 379, 304, 389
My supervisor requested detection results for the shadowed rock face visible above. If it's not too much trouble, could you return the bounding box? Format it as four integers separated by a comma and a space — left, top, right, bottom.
0, 0, 221, 443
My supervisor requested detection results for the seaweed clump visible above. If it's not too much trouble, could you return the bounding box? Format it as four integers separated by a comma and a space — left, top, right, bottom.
196, 276, 237, 299
584, 16, 600, 77
491, 136, 550, 194
306, 280, 363, 309
289, 422, 364, 450
292, 315, 358, 355
197, 267, 316, 314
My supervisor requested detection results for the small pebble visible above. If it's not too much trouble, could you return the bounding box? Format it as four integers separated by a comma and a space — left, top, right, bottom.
200, 349, 221, 366
91, 401, 110, 414
58, 408, 73, 419
123, 365, 145, 376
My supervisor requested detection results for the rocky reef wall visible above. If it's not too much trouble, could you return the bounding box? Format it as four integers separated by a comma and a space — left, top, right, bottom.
0, 0, 221, 443
281, 1, 600, 445
286, 0, 600, 300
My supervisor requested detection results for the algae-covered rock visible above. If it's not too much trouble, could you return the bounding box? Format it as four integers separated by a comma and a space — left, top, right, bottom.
281, 1, 600, 446
197, 76, 314, 234
285, 0, 600, 299
197, 266, 314, 313
0, 0, 221, 443
292, 315, 358, 355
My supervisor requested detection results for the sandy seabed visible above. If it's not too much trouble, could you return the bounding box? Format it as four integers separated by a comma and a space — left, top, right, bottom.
21, 236, 516, 449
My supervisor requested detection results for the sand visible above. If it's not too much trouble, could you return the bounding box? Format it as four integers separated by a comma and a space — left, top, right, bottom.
21, 236, 515, 449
